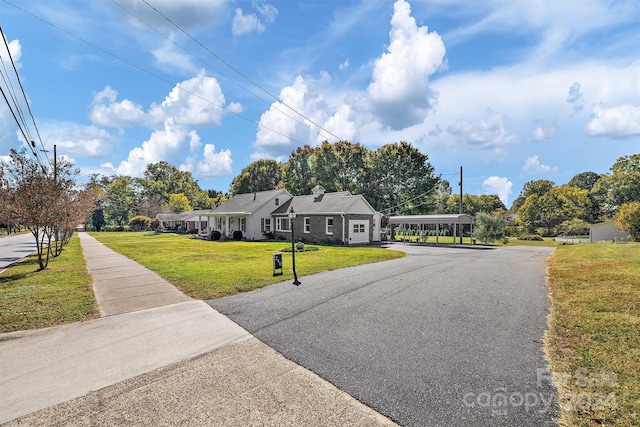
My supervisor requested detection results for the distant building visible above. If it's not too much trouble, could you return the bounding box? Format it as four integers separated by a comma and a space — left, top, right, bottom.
589, 221, 628, 243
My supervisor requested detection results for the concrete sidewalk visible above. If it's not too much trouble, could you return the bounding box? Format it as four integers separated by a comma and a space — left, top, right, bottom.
0, 232, 397, 426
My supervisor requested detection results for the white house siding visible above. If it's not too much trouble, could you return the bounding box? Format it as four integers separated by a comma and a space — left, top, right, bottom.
247, 194, 292, 240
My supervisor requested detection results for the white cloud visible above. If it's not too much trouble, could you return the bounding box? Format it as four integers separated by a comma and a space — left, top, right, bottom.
151, 38, 198, 74
181, 131, 232, 177
90, 86, 146, 128
522, 155, 559, 176
149, 70, 227, 127
566, 82, 584, 115
585, 103, 640, 137
40, 121, 119, 158
252, 74, 352, 160
446, 109, 517, 158
322, 104, 357, 144
232, 8, 265, 36
232, 3, 277, 36
339, 58, 350, 71
116, 118, 186, 177
482, 176, 513, 207
531, 119, 556, 142
367, 0, 445, 130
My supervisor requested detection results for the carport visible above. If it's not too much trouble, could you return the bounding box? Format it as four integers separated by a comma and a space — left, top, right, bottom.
388, 214, 475, 245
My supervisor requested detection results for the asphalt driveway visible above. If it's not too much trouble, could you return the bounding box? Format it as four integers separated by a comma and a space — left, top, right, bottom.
208, 244, 559, 426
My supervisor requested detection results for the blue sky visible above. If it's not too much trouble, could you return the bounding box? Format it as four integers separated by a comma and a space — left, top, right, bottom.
1, 0, 638, 207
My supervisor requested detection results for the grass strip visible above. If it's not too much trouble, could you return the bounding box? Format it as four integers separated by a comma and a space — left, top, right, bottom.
0, 235, 99, 333
545, 243, 640, 426
90, 232, 405, 299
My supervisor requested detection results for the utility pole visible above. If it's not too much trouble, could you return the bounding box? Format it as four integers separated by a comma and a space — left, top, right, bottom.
459, 166, 463, 244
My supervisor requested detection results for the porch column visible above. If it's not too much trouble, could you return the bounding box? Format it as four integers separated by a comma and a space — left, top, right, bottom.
436, 223, 439, 245
453, 223, 457, 246
225, 216, 230, 236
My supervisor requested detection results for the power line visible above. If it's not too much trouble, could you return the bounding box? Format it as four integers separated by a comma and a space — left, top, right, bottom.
1, 0, 314, 148
138, 0, 347, 143
0, 28, 47, 169
110, 0, 326, 144
0, 26, 49, 166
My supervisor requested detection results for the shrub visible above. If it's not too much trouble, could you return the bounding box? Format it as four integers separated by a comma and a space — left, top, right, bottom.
232, 230, 243, 240
262, 231, 275, 239
177, 225, 186, 234
187, 228, 198, 234
149, 218, 161, 232
614, 202, 640, 242
518, 234, 544, 241
276, 235, 287, 241
210, 230, 222, 241
129, 215, 151, 232
102, 225, 129, 232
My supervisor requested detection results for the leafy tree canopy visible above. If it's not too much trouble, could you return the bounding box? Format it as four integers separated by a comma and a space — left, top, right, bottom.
230, 159, 284, 195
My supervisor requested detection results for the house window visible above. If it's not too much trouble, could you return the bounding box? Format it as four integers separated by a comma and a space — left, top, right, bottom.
353, 223, 365, 233
240, 218, 246, 232
326, 217, 334, 235
276, 217, 290, 231
264, 218, 271, 231
275, 198, 279, 206
304, 217, 310, 233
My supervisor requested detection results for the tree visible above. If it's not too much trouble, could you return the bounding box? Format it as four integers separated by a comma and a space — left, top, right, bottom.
567, 171, 601, 191
445, 194, 505, 217
614, 202, 640, 241
105, 176, 136, 226
283, 145, 315, 196
129, 215, 151, 232
309, 140, 368, 193
168, 193, 192, 213
366, 142, 439, 214
558, 218, 591, 236
140, 161, 212, 210
472, 213, 505, 244
521, 180, 555, 199
92, 208, 105, 231
591, 154, 640, 215
230, 159, 284, 195
519, 185, 591, 234
0, 149, 91, 269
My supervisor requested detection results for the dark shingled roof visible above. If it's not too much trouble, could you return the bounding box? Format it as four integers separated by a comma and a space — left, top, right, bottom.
272, 191, 373, 215
211, 189, 291, 214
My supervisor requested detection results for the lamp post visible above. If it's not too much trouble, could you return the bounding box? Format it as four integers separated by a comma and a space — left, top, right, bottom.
288, 207, 301, 285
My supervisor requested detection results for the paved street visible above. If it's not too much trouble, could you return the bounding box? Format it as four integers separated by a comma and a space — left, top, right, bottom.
0, 233, 37, 269
209, 244, 559, 426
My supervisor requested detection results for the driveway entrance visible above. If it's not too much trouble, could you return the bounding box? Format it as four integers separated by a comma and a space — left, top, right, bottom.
208, 244, 558, 426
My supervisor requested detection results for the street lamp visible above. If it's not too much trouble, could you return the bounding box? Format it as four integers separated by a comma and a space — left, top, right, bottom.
288, 206, 301, 286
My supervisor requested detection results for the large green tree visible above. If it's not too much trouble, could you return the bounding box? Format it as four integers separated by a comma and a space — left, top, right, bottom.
472, 212, 506, 244
519, 185, 591, 234
591, 154, 640, 215
105, 176, 136, 226
230, 159, 284, 195
139, 162, 212, 210
445, 194, 505, 216
365, 142, 439, 214
282, 145, 315, 196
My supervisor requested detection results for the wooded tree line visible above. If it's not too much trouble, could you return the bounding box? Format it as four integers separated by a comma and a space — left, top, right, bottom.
231, 140, 440, 215
511, 154, 640, 238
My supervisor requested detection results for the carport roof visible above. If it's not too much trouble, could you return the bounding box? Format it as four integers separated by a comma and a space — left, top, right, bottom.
389, 214, 474, 225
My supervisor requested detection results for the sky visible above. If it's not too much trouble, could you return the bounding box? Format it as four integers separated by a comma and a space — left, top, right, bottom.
1, 0, 639, 208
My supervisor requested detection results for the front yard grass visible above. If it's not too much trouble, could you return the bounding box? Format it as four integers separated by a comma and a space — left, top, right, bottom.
545, 242, 640, 426
0, 236, 99, 333
90, 232, 405, 299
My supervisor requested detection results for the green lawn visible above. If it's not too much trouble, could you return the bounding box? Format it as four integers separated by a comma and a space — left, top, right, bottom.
546, 243, 640, 426
0, 236, 99, 333
89, 232, 406, 299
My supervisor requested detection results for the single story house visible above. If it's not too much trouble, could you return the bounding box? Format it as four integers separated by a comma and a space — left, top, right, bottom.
271, 185, 381, 245
589, 221, 628, 243
198, 189, 293, 240
156, 211, 208, 232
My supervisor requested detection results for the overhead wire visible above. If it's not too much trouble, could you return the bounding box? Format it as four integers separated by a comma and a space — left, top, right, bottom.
0, 0, 314, 148
138, 0, 347, 143
110, 0, 332, 144
0, 26, 48, 169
